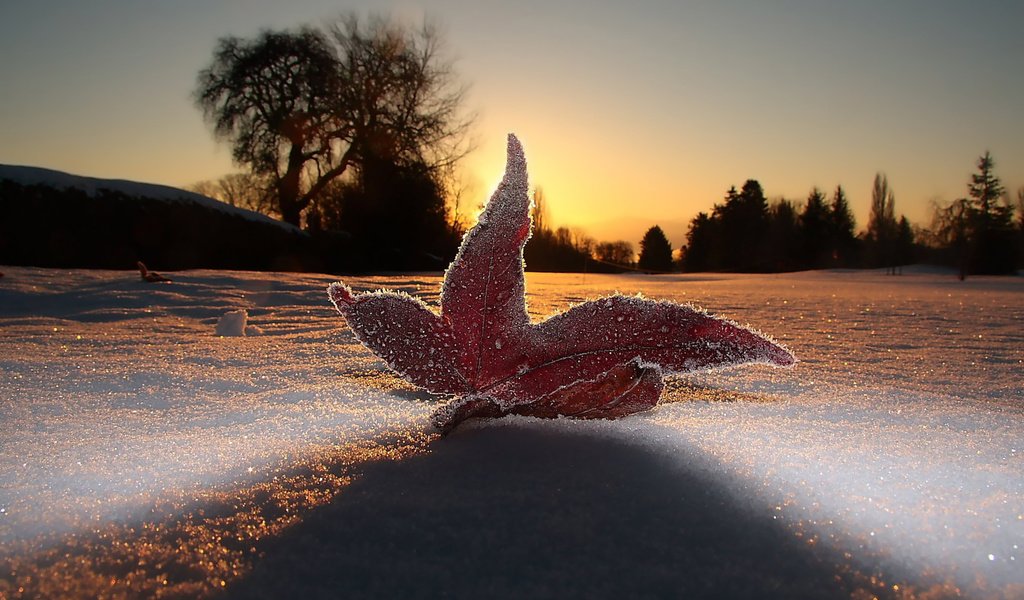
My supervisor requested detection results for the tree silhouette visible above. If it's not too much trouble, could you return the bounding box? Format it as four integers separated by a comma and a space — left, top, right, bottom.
190, 172, 278, 219
637, 225, 673, 272
678, 177, 917, 274
799, 187, 830, 269
765, 199, 799, 271
931, 198, 972, 279
682, 212, 716, 272
968, 152, 1005, 220
531, 188, 549, 234
963, 152, 1015, 274
929, 153, 1017, 277
195, 28, 341, 226
595, 241, 635, 266
195, 15, 471, 227
299, 137, 460, 271
866, 173, 899, 273
1017, 188, 1024, 265
896, 216, 915, 271
829, 185, 858, 267
1017, 187, 1024, 231
522, 189, 593, 272
711, 180, 769, 271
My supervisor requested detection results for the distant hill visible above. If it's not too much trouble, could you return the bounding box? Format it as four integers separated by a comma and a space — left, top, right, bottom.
0, 164, 325, 272
0, 164, 297, 231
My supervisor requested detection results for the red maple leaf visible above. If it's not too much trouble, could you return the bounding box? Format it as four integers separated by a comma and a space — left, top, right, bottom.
329, 135, 795, 433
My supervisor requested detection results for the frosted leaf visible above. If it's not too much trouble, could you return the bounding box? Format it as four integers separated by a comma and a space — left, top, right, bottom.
328, 134, 794, 432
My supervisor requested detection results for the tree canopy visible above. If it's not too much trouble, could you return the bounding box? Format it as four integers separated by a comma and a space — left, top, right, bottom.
930, 152, 1017, 276
638, 225, 673, 272
195, 15, 472, 227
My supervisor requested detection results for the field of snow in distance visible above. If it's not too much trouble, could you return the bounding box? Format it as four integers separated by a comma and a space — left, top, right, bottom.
0, 265, 1021, 598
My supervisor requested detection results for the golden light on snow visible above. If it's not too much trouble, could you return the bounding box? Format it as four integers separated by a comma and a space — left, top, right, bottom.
0, 267, 1022, 597
1, 439, 432, 597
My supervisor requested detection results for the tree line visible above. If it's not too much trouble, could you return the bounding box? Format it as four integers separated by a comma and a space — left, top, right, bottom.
678, 153, 1020, 277
524, 150, 1021, 277
522, 189, 636, 273
191, 14, 1021, 276
682, 179, 888, 273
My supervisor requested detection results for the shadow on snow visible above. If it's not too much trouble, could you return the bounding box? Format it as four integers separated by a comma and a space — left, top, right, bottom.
223, 425, 859, 600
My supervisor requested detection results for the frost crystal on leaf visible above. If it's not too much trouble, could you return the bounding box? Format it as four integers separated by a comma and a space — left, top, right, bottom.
329, 134, 795, 433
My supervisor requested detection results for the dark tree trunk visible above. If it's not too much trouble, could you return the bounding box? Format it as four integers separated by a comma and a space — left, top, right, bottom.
278, 144, 306, 227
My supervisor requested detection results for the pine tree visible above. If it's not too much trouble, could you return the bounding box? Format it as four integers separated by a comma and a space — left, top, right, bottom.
829, 185, 857, 267
766, 199, 799, 271
713, 180, 769, 271
968, 151, 1006, 223
964, 152, 1015, 274
799, 187, 830, 269
683, 212, 716, 272
638, 225, 674, 272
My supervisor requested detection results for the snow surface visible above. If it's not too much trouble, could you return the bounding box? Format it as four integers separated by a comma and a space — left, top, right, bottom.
0, 164, 298, 232
215, 308, 262, 337
0, 266, 1022, 598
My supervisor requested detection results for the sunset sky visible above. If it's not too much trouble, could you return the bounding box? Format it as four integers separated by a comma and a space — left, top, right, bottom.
1, 1, 1022, 247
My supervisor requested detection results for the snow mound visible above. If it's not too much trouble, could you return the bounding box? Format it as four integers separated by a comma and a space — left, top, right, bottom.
214, 308, 262, 336
0, 163, 298, 232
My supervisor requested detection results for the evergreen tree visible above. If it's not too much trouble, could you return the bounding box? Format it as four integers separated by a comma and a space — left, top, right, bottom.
829, 185, 857, 266
965, 152, 1015, 274
968, 151, 1006, 223
765, 199, 799, 271
683, 212, 716, 272
799, 187, 830, 269
638, 225, 674, 272
713, 180, 769, 271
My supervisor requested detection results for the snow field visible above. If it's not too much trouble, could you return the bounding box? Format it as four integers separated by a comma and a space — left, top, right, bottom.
0, 266, 1022, 598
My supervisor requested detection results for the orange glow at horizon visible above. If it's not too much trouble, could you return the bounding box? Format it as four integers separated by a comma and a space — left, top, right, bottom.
1, 1, 1021, 253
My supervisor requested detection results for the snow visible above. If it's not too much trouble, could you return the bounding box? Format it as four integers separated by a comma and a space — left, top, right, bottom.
215, 308, 261, 337
0, 164, 299, 232
0, 266, 1022, 598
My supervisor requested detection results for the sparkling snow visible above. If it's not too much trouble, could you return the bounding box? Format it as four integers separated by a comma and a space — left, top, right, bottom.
0, 266, 1021, 598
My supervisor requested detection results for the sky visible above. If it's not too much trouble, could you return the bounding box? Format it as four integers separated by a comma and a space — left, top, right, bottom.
1, 1, 1022, 247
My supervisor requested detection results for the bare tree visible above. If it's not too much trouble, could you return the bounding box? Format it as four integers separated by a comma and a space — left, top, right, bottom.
189, 173, 278, 218
188, 180, 221, 201
531, 187, 548, 233
595, 241, 635, 265
931, 198, 971, 280
867, 173, 898, 273
1017, 187, 1024, 228
570, 227, 594, 256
